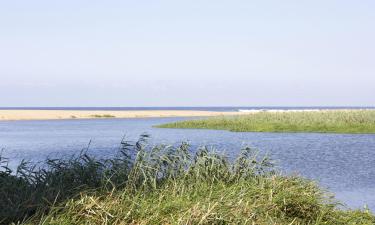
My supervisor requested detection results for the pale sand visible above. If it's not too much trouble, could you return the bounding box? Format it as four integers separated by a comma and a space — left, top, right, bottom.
0, 110, 247, 121
1, 109, 369, 121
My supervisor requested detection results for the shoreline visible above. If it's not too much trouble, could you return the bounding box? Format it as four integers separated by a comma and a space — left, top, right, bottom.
0, 110, 247, 121
0, 109, 373, 121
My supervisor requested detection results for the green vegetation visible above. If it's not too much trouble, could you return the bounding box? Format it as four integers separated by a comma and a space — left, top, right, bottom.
157, 110, 375, 133
1, 135, 374, 224
91, 114, 116, 118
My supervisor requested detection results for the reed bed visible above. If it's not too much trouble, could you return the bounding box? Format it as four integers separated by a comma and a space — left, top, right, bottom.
1, 135, 374, 224
157, 110, 375, 133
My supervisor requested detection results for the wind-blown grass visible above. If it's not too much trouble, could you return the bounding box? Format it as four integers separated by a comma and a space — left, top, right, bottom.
157, 110, 375, 133
1, 135, 374, 224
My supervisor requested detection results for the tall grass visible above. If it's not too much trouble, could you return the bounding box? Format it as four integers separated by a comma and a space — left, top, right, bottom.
157, 110, 375, 133
1, 135, 374, 224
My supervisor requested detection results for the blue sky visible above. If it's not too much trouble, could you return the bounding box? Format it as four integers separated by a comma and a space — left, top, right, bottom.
0, 1, 374, 106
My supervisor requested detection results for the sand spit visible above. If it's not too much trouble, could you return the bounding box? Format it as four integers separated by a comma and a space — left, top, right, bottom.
0, 109, 371, 121
0, 110, 246, 121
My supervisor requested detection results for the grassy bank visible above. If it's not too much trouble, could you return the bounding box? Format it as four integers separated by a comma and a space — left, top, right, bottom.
1, 135, 374, 224
157, 110, 375, 133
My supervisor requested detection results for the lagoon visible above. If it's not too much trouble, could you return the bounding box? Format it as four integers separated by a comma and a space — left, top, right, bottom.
1, 117, 375, 210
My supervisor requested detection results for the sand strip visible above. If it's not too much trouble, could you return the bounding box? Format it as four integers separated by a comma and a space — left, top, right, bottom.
1, 109, 370, 121
0, 110, 246, 121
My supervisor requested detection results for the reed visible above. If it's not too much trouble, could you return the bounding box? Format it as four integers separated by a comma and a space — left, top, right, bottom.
1, 135, 373, 224
157, 110, 375, 133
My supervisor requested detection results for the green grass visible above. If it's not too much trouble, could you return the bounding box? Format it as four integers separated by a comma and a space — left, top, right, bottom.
90, 114, 116, 118
1, 135, 374, 224
157, 110, 375, 133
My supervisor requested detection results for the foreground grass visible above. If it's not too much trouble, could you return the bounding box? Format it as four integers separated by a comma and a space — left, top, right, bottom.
32, 179, 374, 225
1, 135, 374, 224
157, 110, 375, 133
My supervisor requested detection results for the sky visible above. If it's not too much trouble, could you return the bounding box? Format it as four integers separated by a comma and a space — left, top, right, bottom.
0, 1, 374, 107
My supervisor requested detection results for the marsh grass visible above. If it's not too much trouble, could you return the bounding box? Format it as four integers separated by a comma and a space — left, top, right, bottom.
1, 135, 374, 224
157, 110, 375, 133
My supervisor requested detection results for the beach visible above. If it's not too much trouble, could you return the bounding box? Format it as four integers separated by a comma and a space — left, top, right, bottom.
1, 109, 372, 121
0, 110, 247, 121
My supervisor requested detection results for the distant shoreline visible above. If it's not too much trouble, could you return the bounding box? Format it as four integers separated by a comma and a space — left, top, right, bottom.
0, 106, 374, 112
1, 109, 374, 121
0, 110, 247, 121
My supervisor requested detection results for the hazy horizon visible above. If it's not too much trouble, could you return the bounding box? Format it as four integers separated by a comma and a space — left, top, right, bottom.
0, 106, 374, 109
1, 1, 374, 107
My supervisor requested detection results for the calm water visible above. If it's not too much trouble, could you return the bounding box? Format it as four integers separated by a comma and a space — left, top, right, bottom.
1, 117, 375, 210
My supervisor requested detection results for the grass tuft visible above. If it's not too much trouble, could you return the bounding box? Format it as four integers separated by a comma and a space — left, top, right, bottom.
90, 114, 116, 118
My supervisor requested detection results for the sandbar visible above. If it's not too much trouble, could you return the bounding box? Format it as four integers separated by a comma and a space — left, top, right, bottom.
0, 110, 247, 121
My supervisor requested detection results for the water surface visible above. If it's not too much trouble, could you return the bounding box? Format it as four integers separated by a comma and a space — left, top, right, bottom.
1, 117, 375, 210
